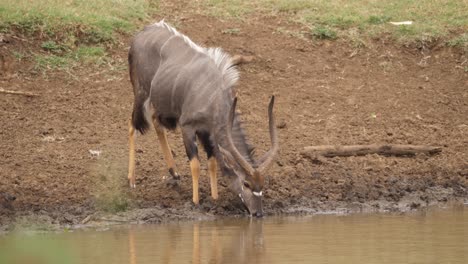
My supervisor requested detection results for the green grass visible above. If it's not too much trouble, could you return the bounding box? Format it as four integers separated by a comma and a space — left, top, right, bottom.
90, 156, 132, 213
41, 41, 68, 54
0, 0, 154, 42
205, 0, 256, 18
35, 54, 70, 70
0, 0, 157, 69
311, 26, 337, 40
93, 168, 131, 214
197, 0, 468, 45
33, 45, 108, 71
73, 46, 106, 62
222, 28, 241, 35
12, 51, 27, 61
447, 33, 468, 51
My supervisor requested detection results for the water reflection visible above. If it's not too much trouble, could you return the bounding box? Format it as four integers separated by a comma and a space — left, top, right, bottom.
128, 228, 136, 264
126, 219, 268, 264
211, 219, 266, 264
120, 208, 467, 264
1, 207, 467, 264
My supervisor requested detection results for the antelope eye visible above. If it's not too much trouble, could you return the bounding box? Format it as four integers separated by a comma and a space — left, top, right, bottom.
243, 181, 252, 189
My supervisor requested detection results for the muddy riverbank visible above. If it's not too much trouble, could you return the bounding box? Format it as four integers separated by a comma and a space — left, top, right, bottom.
1, 4, 467, 231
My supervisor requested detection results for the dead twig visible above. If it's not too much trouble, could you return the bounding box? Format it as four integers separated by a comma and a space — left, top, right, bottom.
0, 88, 38, 97
95, 217, 130, 223
231, 55, 254, 65
301, 144, 442, 157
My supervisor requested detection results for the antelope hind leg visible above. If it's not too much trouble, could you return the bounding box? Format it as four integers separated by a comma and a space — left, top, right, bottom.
152, 116, 180, 182
128, 120, 136, 188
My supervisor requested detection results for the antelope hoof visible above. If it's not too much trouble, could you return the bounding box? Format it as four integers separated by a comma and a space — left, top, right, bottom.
165, 177, 179, 188
169, 168, 180, 180
128, 179, 136, 188
193, 188, 200, 205
164, 170, 180, 188
165, 169, 180, 187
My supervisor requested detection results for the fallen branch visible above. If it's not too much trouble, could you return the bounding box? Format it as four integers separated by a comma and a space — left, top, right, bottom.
301, 144, 442, 157
95, 217, 130, 223
0, 88, 38, 97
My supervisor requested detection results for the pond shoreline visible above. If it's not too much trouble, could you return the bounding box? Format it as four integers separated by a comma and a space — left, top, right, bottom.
2, 190, 466, 234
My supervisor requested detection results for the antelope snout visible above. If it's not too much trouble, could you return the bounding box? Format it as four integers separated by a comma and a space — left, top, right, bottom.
253, 210, 263, 218
250, 195, 263, 218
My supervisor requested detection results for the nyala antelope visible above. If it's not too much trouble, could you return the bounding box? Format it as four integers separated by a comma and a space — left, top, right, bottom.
127, 20, 278, 217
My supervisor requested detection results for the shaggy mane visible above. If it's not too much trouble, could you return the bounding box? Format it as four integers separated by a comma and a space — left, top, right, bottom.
154, 20, 239, 89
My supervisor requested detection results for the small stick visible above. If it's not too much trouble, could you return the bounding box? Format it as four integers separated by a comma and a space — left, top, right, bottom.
301, 144, 442, 157
95, 217, 130, 223
0, 88, 38, 97
231, 55, 254, 65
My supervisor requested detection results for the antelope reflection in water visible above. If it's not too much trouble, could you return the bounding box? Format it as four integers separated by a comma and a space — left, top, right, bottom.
127, 219, 268, 264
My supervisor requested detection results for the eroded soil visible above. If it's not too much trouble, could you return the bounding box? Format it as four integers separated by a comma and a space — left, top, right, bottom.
1, 5, 467, 230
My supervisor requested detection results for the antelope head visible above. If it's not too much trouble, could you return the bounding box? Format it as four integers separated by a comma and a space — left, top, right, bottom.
219, 96, 278, 217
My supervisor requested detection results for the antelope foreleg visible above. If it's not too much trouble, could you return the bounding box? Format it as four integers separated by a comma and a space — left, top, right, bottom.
182, 127, 200, 205
208, 157, 218, 200
190, 158, 200, 205
192, 223, 200, 264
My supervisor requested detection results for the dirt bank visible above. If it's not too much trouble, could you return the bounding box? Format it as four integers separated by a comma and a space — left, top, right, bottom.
1, 7, 467, 231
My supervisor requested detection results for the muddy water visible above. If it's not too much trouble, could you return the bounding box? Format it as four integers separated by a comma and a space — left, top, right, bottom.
2, 207, 467, 264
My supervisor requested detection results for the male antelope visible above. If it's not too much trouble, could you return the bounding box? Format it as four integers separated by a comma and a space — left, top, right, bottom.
127, 21, 278, 217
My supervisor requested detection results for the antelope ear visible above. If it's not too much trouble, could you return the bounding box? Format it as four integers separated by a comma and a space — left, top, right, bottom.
218, 145, 236, 170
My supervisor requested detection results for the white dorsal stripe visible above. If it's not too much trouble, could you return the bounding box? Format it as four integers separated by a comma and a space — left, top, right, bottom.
153, 20, 239, 89
154, 19, 204, 53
